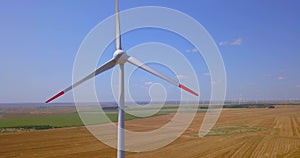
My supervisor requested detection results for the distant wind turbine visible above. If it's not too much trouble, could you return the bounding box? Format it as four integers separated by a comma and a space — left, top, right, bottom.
45, 0, 198, 157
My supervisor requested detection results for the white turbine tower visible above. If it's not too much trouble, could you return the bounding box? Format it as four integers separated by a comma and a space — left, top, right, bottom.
45, 0, 198, 157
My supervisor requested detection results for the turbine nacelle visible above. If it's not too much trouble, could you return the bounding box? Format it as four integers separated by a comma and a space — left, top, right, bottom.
113, 49, 128, 65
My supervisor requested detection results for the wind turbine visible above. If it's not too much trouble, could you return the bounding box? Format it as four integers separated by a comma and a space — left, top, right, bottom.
45, 0, 198, 157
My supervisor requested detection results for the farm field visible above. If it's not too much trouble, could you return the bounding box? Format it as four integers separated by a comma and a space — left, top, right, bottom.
0, 105, 300, 157
0, 105, 192, 131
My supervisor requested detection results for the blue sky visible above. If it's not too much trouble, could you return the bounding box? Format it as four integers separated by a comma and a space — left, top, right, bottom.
0, 0, 299, 103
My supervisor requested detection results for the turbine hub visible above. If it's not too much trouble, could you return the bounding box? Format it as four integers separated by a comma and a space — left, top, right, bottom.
113, 49, 128, 64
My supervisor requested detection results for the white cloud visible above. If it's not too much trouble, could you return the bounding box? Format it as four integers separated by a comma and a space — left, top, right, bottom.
218, 41, 228, 46
185, 49, 191, 53
144, 81, 153, 85
185, 47, 199, 53
219, 38, 242, 46
176, 74, 189, 79
202, 72, 210, 76
277, 76, 285, 80
230, 38, 242, 45
192, 48, 199, 52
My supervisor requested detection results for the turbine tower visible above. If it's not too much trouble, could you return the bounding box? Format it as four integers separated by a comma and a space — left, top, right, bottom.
45, 0, 198, 157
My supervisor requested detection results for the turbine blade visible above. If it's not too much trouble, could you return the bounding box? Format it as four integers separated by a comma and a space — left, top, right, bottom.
45, 91, 64, 104
178, 84, 199, 96
126, 56, 199, 96
115, 0, 121, 50
45, 59, 117, 103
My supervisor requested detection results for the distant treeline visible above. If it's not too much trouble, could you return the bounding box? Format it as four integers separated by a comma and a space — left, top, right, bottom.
1, 125, 55, 131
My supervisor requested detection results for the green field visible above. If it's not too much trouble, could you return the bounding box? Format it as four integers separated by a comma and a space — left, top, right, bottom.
0, 106, 182, 132
0, 111, 140, 131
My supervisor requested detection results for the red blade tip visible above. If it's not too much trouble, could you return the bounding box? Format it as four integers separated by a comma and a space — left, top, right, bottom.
45, 91, 65, 103
178, 84, 199, 96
